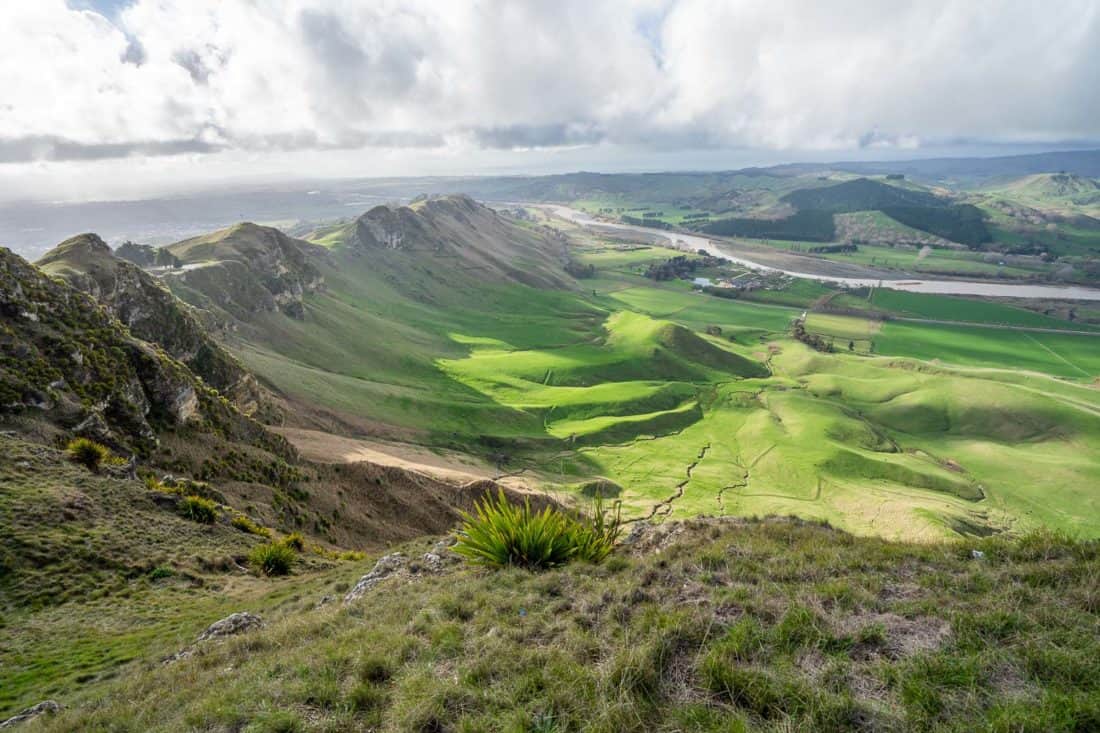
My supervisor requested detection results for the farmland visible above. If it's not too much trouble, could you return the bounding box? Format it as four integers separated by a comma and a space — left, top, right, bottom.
220, 211, 1100, 541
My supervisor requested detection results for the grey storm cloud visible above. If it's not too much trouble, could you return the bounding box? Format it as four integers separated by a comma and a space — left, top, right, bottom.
0, 135, 223, 163
2, 0, 1100, 165
470, 124, 607, 150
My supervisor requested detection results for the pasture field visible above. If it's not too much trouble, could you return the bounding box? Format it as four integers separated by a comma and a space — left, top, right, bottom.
226, 222, 1100, 540
863, 288, 1099, 330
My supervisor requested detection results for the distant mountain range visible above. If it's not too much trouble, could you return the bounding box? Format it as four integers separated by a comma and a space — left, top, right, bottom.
1, 149, 1099, 256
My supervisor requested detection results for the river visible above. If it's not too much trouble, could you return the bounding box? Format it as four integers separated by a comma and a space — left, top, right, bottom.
548, 205, 1100, 301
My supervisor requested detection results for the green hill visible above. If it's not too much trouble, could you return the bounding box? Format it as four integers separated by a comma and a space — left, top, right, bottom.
780, 178, 946, 212
164, 223, 327, 320
776, 179, 993, 246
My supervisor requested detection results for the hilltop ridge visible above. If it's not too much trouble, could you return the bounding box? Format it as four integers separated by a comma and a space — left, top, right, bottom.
164, 223, 327, 320
36, 234, 274, 418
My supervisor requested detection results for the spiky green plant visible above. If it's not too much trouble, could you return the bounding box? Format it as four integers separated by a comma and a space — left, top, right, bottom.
453, 490, 621, 570
280, 531, 306, 551
231, 513, 272, 538
249, 542, 296, 576
66, 437, 111, 472
178, 495, 218, 524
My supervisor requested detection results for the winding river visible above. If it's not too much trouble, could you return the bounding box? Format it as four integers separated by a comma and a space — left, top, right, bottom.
548, 205, 1100, 301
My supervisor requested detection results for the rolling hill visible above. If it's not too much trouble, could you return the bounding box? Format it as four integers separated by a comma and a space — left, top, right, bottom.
5, 187, 1100, 730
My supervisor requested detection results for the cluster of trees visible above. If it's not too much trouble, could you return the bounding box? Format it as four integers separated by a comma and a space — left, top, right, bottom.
644, 255, 721, 281
701, 210, 836, 242
564, 260, 596, 279
792, 319, 836, 353
880, 204, 992, 247
805, 243, 858, 254
621, 215, 672, 230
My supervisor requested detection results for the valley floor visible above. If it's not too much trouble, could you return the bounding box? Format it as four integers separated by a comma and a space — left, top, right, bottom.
222, 208, 1100, 542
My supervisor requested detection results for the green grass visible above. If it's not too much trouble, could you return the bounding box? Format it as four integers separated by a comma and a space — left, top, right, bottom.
874, 321, 1100, 378
0, 435, 352, 714
216, 218, 1100, 541
28, 519, 1100, 732
862, 289, 1099, 330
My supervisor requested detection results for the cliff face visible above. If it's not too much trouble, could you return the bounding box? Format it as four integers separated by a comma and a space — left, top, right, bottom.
36, 234, 274, 419
2, 245, 287, 456
164, 223, 326, 320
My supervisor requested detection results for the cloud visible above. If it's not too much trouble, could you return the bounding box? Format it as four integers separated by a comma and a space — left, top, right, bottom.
0, 135, 221, 163
0, 0, 1098, 168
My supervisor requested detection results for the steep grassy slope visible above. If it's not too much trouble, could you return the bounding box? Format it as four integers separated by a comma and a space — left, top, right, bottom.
164, 223, 327, 320
20, 518, 1100, 732
0, 427, 549, 717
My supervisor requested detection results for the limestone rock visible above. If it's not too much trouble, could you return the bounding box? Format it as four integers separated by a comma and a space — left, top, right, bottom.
344, 553, 407, 602
196, 611, 264, 641
0, 700, 61, 728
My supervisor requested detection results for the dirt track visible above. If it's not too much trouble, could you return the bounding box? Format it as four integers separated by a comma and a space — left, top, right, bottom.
274, 427, 536, 490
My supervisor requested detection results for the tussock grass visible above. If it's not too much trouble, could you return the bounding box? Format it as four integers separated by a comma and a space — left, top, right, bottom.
231, 514, 272, 538
248, 543, 296, 576
65, 437, 113, 472
24, 517, 1100, 732
279, 532, 306, 552
453, 491, 621, 569
178, 495, 218, 524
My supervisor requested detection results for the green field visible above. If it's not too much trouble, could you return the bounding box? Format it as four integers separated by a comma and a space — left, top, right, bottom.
214, 213, 1100, 542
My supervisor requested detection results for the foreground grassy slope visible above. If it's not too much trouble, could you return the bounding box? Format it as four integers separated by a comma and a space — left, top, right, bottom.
27, 519, 1100, 732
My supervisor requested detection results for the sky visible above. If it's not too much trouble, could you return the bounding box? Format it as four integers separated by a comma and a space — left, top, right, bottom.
1, 0, 1099, 202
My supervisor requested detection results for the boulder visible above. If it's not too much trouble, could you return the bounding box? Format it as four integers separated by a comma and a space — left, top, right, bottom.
195, 611, 264, 642
344, 553, 407, 602
0, 700, 61, 728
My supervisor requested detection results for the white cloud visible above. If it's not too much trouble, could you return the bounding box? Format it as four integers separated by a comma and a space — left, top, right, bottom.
0, 0, 1097, 194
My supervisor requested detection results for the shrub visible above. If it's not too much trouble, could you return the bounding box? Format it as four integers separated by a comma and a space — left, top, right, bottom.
179, 495, 218, 524
66, 437, 111, 472
453, 490, 621, 570
280, 532, 305, 551
249, 543, 296, 576
231, 514, 272, 538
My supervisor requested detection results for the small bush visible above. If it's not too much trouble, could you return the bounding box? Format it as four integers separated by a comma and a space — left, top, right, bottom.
280, 532, 305, 551
66, 437, 111, 472
249, 543, 296, 576
453, 490, 621, 570
231, 514, 272, 538
179, 495, 218, 524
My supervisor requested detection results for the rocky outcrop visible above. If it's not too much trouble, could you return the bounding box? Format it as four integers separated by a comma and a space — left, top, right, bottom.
1, 246, 290, 456
196, 611, 264, 641
164, 223, 326, 320
37, 234, 274, 418
343, 538, 460, 603
0, 700, 61, 728
114, 241, 181, 269
164, 612, 265, 663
